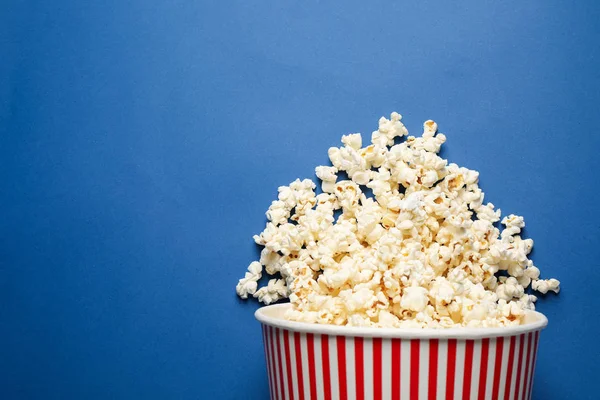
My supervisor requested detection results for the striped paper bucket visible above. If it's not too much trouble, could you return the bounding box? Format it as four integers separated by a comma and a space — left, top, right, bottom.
256, 304, 547, 400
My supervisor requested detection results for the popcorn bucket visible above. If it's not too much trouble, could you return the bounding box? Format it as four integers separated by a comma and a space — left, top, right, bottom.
255, 304, 547, 400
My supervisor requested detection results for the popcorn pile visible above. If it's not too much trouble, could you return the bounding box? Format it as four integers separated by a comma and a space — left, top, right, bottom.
236, 113, 560, 328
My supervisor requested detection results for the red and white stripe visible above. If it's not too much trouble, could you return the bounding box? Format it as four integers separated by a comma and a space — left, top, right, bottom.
262, 326, 541, 400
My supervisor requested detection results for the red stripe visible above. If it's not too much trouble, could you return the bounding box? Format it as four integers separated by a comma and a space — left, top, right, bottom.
373, 338, 383, 400
521, 333, 532, 400
391, 339, 401, 400
322, 335, 332, 400
337, 336, 348, 400
478, 338, 490, 400
355, 338, 364, 400
294, 333, 305, 400
528, 332, 540, 400
275, 329, 285, 400
503, 336, 517, 400
410, 339, 420, 399
306, 334, 317, 400
283, 330, 295, 400
263, 327, 274, 400
428, 339, 438, 400
492, 337, 504, 399
513, 335, 525, 400
446, 339, 457, 400
463, 340, 475, 397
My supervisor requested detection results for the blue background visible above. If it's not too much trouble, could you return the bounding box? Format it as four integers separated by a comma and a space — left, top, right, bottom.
2, 1, 598, 399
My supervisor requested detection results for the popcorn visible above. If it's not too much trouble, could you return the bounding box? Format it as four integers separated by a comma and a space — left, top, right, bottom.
401, 286, 429, 312
532, 278, 561, 294
501, 214, 525, 238
475, 203, 502, 223
253, 279, 288, 305
266, 200, 290, 225
315, 166, 338, 193
237, 112, 560, 328
235, 262, 263, 299
341, 133, 363, 150
371, 112, 408, 147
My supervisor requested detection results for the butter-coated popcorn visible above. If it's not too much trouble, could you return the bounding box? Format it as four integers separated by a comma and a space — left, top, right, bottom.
237, 112, 560, 328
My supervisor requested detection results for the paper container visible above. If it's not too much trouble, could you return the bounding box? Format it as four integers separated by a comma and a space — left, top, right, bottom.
256, 304, 547, 400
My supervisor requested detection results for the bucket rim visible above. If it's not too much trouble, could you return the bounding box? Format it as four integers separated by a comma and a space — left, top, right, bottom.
255, 303, 548, 339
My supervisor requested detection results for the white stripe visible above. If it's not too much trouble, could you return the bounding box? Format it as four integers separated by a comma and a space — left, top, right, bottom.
381, 339, 392, 400
528, 339, 535, 400
400, 340, 410, 400
526, 333, 537, 400
470, 340, 482, 400
531, 333, 539, 400
523, 334, 531, 400
265, 328, 274, 400
271, 328, 281, 400
345, 337, 356, 400
485, 339, 497, 400
262, 328, 267, 400
329, 336, 339, 400
454, 340, 465, 399
525, 333, 533, 400
280, 329, 290, 400
419, 340, 429, 400
530, 333, 537, 400
508, 336, 521, 400
288, 332, 299, 400
436, 340, 448, 400
300, 334, 310, 399
363, 339, 373, 398
271, 329, 278, 400
314, 335, 324, 400
518, 335, 525, 400
277, 329, 284, 400
497, 337, 510, 400
517, 335, 528, 400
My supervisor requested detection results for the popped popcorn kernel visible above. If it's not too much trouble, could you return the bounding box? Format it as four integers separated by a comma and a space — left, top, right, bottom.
235, 261, 263, 299
237, 113, 560, 328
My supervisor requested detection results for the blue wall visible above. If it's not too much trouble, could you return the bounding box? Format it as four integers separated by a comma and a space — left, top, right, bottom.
2, 1, 598, 399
